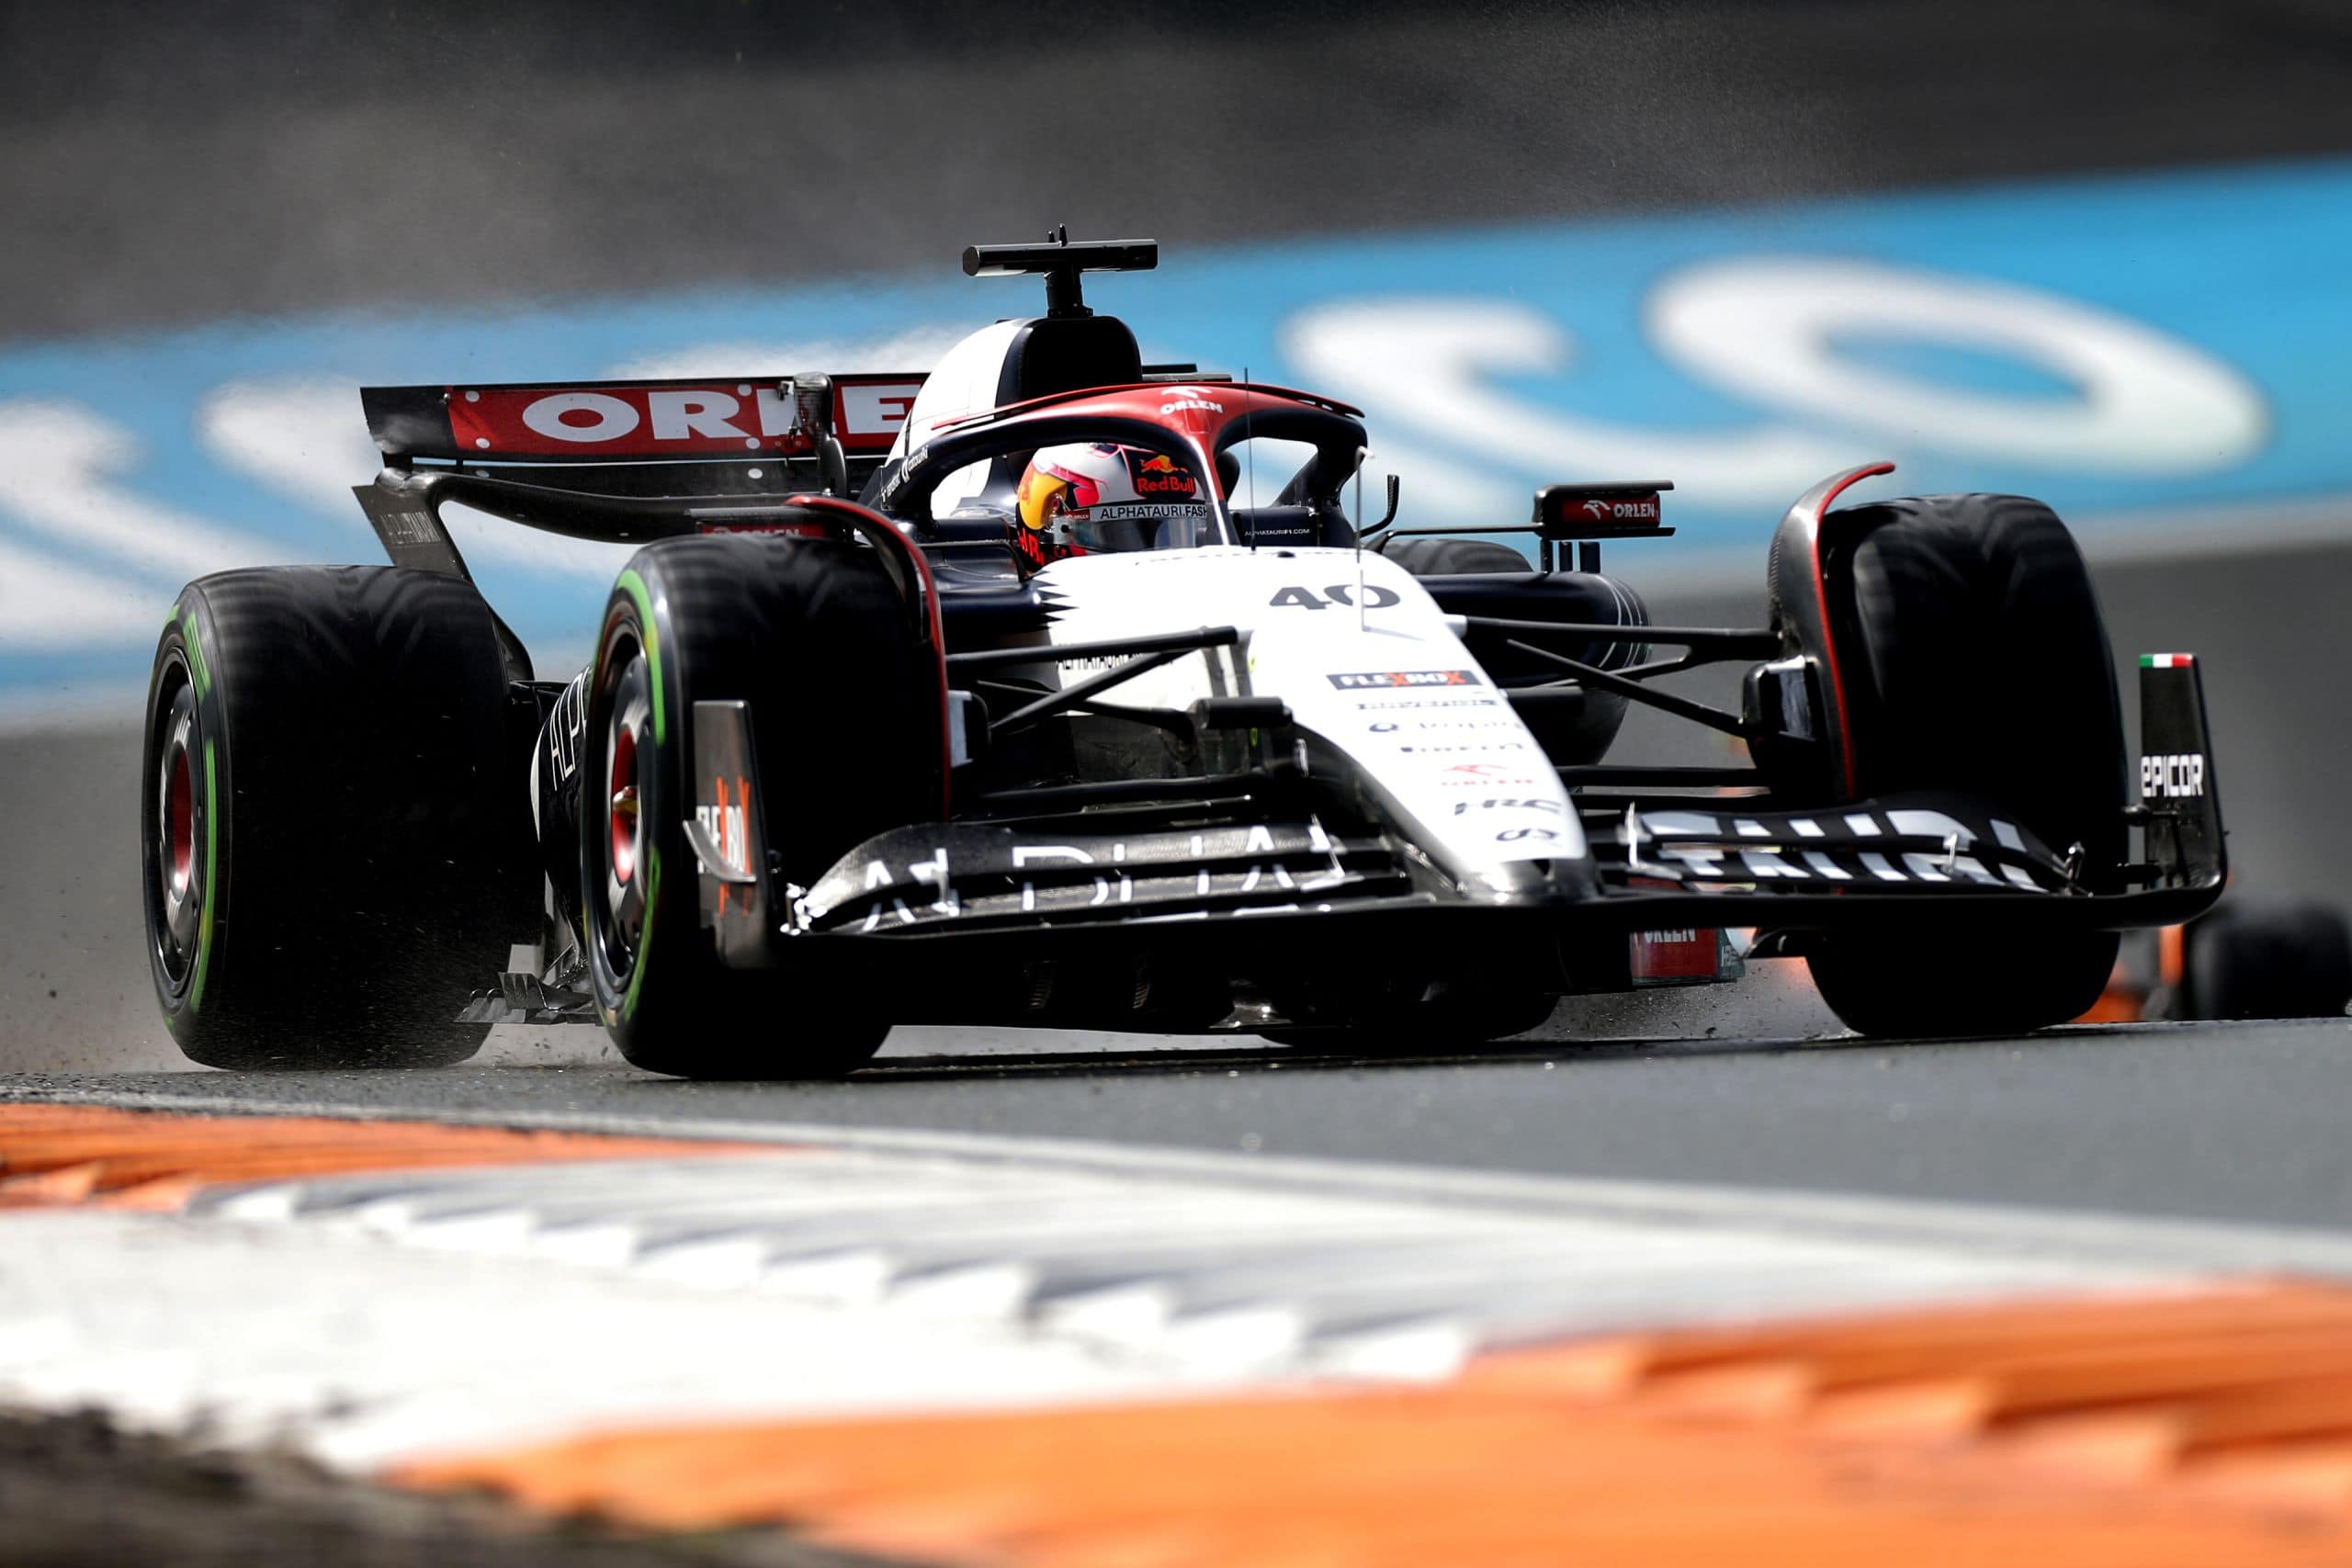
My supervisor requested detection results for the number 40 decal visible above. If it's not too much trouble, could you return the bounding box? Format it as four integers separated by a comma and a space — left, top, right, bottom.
1269, 583, 1402, 610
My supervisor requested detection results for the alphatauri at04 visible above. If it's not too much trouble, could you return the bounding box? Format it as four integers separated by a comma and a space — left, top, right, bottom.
142, 238, 2225, 1076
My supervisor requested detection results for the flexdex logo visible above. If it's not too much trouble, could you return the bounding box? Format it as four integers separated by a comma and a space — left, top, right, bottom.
1328, 670, 1481, 690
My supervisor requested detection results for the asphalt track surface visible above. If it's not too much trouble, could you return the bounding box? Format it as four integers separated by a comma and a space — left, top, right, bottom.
13, 1015, 2352, 1235
7, 1, 2352, 1246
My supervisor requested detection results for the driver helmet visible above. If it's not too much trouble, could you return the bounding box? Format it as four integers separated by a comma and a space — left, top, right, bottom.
1010, 442, 1207, 578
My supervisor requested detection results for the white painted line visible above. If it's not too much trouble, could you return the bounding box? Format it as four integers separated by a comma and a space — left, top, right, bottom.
63, 1085, 2352, 1277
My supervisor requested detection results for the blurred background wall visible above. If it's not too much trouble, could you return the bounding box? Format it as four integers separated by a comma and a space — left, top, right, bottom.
5, 0, 2349, 1065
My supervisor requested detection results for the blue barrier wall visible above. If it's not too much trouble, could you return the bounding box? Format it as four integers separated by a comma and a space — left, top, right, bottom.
4, 156, 2348, 717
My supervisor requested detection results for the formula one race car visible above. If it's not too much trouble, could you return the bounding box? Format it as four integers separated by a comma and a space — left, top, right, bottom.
141, 236, 2228, 1076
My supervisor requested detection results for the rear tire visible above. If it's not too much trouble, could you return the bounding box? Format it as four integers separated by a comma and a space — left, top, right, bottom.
1382, 535, 1639, 760
581, 535, 935, 1078
142, 569, 518, 1070
1379, 537, 1530, 576
1797, 494, 2124, 1037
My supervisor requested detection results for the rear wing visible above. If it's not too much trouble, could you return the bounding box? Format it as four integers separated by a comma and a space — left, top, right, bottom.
352, 371, 926, 590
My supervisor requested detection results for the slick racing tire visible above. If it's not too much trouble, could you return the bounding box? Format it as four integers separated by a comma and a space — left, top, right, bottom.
582, 535, 935, 1079
142, 569, 519, 1070
1377, 537, 1530, 576
1796, 494, 2125, 1038
2180, 899, 2352, 1021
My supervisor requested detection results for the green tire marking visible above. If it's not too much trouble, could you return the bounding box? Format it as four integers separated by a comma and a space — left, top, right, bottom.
188, 737, 219, 1016
179, 606, 211, 697
614, 569, 664, 747
621, 848, 660, 1021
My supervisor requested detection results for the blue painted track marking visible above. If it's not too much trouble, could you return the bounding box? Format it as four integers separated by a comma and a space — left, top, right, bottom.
4, 156, 2349, 714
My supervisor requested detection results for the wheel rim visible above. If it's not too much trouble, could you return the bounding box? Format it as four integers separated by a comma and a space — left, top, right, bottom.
151, 668, 201, 989
609, 722, 639, 886
596, 645, 652, 980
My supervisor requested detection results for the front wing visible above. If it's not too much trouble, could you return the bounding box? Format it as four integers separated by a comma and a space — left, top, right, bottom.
685, 657, 2224, 962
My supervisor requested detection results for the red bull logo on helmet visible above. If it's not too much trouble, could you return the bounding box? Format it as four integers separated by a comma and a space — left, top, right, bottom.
1134, 452, 1196, 495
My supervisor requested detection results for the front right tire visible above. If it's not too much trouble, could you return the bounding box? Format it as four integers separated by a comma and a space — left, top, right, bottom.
1792, 493, 2125, 1037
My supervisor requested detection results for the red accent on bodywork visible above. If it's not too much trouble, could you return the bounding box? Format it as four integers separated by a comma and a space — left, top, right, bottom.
934, 381, 1363, 435
1797, 461, 1895, 799
939, 384, 1344, 510
784, 494, 954, 820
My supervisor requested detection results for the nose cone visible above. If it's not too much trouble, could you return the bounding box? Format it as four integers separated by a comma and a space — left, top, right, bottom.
1459, 855, 1601, 905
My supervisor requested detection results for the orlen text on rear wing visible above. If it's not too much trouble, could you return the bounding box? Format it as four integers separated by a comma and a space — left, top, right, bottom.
363, 373, 923, 482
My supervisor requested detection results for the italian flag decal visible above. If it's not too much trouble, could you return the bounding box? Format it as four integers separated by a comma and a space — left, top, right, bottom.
2140, 652, 2196, 668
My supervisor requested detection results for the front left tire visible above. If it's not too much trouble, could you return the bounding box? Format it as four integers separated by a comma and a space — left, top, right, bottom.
580, 534, 938, 1078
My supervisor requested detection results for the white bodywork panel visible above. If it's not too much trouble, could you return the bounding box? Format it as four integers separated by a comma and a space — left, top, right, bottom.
889, 319, 1025, 514
1032, 546, 1588, 889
